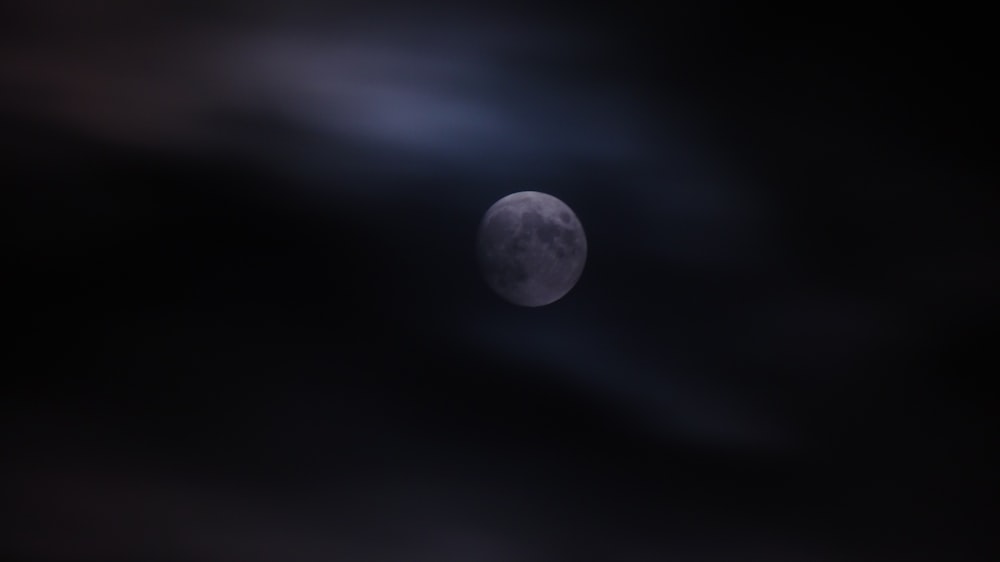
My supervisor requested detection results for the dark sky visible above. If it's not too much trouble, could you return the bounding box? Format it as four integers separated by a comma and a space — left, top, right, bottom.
4, 3, 997, 561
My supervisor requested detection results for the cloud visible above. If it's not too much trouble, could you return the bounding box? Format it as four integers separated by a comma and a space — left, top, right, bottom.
2, 11, 647, 180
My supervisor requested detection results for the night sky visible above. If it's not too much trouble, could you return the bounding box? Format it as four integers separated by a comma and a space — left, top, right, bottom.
4, 3, 997, 561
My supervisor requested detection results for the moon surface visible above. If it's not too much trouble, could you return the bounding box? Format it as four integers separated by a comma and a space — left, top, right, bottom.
477, 191, 587, 307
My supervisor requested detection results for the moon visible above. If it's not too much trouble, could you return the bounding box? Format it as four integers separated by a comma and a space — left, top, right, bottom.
477, 191, 587, 307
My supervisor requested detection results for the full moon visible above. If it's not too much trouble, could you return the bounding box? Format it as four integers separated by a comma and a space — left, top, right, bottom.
477, 191, 587, 307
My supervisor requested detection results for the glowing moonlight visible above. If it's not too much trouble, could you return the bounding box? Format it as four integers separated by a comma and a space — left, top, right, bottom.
477, 191, 587, 307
